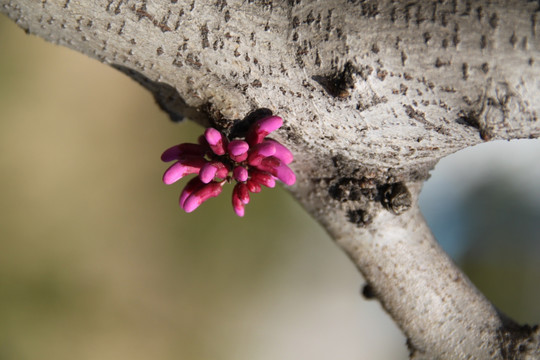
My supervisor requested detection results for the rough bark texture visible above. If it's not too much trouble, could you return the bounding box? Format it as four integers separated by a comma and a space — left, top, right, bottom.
2, 0, 540, 358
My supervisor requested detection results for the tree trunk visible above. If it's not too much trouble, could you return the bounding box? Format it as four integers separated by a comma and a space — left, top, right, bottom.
2, 0, 539, 358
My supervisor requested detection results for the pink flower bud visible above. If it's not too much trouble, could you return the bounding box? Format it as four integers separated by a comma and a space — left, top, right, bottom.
198, 162, 228, 183
179, 177, 205, 208
215, 163, 229, 179
161, 143, 207, 162
199, 162, 218, 183
228, 140, 249, 162
228, 140, 249, 156
246, 115, 283, 145
250, 170, 276, 188
163, 156, 207, 185
263, 139, 293, 164
232, 192, 245, 217
246, 179, 262, 193
247, 141, 276, 166
204, 128, 221, 145
204, 128, 228, 155
256, 157, 296, 185
233, 166, 249, 182
234, 183, 250, 204
183, 181, 224, 213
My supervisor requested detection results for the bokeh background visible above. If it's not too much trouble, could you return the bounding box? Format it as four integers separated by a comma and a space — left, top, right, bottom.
1, 14, 539, 360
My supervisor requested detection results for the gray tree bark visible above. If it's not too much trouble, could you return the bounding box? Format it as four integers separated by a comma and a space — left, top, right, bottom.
2, 0, 540, 358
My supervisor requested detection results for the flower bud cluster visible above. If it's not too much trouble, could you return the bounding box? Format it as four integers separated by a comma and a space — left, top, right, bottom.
161, 115, 295, 216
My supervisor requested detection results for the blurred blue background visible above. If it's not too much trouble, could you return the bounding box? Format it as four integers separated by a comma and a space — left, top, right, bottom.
1, 14, 539, 360
420, 141, 540, 324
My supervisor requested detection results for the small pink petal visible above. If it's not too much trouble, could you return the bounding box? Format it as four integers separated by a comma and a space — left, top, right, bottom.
204, 128, 227, 155
161, 143, 207, 162
163, 157, 207, 185
179, 177, 205, 208
256, 157, 296, 185
233, 166, 248, 182
263, 139, 293, 164
228, 140, 249, 156
250, 170, 276, 188
246, 179, 261, 193
183, 181, 224, 213
247, 142, 276, 166
232, 192, 245, 217
246, 115, 283, 145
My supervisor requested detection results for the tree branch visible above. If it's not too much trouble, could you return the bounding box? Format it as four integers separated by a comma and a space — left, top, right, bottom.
2, 0, 539, 358
299, 179, 540, 358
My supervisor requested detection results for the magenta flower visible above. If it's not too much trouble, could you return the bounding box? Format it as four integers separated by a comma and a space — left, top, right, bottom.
161, 115, 295, 217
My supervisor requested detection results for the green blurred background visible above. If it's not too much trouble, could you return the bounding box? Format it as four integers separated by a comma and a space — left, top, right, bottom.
1, 13, 539, 360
